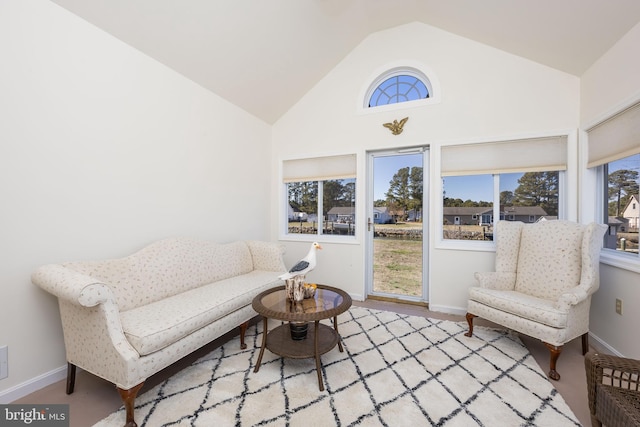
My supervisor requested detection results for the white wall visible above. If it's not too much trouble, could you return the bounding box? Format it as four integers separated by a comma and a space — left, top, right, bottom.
272, 22, 580, 311
580, 22, 640, 126
580, 22, 640, 358
4, 0, 634, 401
0, 0, 271, 398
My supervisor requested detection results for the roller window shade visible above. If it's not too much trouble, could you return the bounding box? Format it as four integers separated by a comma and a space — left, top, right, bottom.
587, 102, 640, 168
441, 136, 568, 177
283, 154, 356, 183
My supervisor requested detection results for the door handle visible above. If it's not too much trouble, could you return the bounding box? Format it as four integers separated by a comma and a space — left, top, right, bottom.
368, 217, 373, 232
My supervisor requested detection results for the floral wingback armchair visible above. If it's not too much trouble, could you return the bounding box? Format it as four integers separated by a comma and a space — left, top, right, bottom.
465, 220, 607, 380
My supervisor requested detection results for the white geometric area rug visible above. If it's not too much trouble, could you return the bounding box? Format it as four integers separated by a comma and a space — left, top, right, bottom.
95, 307, 580, 427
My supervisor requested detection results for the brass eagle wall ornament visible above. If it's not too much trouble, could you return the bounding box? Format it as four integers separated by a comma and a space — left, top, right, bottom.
382, 117, 408, 135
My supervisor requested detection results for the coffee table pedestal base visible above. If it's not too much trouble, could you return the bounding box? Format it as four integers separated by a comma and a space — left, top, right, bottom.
254, 320, 340, 391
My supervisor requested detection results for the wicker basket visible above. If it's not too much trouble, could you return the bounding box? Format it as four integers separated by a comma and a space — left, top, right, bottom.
584, 351, 640, 427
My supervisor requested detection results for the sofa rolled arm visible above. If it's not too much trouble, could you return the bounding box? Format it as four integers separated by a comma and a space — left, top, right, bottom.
32, 264, 115, 307
77, 283, 115, 307
474, 271, 516, 290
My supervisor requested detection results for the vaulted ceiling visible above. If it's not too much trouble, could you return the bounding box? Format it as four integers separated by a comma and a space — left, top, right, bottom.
51, 0, 640, 124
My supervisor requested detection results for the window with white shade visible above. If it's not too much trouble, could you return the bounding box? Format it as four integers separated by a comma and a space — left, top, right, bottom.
283, 154, 357, 238
587, 102, 640, 261
440, 136, 566, 242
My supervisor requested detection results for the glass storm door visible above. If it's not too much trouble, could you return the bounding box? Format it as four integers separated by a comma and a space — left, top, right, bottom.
367, 148, 428, 303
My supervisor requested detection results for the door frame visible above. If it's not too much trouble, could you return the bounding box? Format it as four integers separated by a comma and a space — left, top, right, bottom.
365, 147, 429, 304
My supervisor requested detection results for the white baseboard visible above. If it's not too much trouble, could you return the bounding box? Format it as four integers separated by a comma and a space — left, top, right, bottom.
589, 331, 623, 357
428, 304, 466, 316
0, 365, 66, 404
349, 293, 365, 302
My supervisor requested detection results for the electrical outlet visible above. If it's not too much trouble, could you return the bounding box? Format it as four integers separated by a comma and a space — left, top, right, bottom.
0, 346, 7, 380
615, 298, 623, 315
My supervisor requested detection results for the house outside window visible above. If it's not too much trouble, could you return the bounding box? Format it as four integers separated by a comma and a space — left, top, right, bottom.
287, 180, 355, 236
373, 206, 393, 224
586, 101, 640, 261
442, 172, 559, 241
600, 155, 639, 254
283, 154, 357, 239
441, 136, 566, 242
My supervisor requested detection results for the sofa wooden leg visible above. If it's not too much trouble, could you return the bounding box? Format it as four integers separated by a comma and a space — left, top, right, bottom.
117, 382, 144, 427
239, 321, 248, 350
581, 332, 589, 355
544, 342, 563, 381
464, 313, 476, 337
66, 363, 76, 395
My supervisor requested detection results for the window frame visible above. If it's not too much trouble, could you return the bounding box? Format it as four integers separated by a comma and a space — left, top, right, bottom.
367, 74, 430, 108
583, 97, 640, 274
357, 61, 441, 115
365, 68, 432, 110
437, 171, 567, 251
281, 174, 358, 244
594, 162, 640, 273
437, 132, 574, 251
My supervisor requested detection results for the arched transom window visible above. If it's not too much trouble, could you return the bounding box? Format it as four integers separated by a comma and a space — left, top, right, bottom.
365, 67, 433, 109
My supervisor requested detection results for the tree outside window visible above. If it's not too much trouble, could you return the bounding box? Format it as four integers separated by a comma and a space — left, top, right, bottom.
385, 166, 423, 222
604, 154, 639, 255
442, 171, 560, 241
287, 178, 356, 236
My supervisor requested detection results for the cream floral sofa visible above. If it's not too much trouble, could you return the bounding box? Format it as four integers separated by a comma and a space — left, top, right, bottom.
32, 238, 286, 427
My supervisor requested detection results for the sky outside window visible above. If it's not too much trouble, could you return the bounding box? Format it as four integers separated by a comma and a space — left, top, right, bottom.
374, 154, 422, 201
375, 158, 526, 203
610, 153, 640, 176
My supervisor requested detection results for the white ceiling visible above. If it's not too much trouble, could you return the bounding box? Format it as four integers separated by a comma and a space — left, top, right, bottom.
51, 0, 640, 124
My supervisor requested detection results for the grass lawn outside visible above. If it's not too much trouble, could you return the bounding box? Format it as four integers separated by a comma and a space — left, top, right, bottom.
287, 221, 492, 297
373, 226, 422, 296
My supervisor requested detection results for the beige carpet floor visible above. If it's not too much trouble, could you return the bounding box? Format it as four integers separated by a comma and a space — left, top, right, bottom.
13, 299, 593, 426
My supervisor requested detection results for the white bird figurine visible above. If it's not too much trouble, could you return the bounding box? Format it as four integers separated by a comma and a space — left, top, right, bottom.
279, 242, 322, 280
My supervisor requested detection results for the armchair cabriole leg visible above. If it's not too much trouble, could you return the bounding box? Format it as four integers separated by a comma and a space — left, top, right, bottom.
464, 313, 476, 337
118, 382, 144, 427
239, 321, 249, 350
544, 342, 563, 381
581, 332, 589, 355
66, 363, 76, 395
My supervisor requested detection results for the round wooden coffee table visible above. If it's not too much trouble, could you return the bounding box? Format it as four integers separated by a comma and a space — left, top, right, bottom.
251, 284, 352, 391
